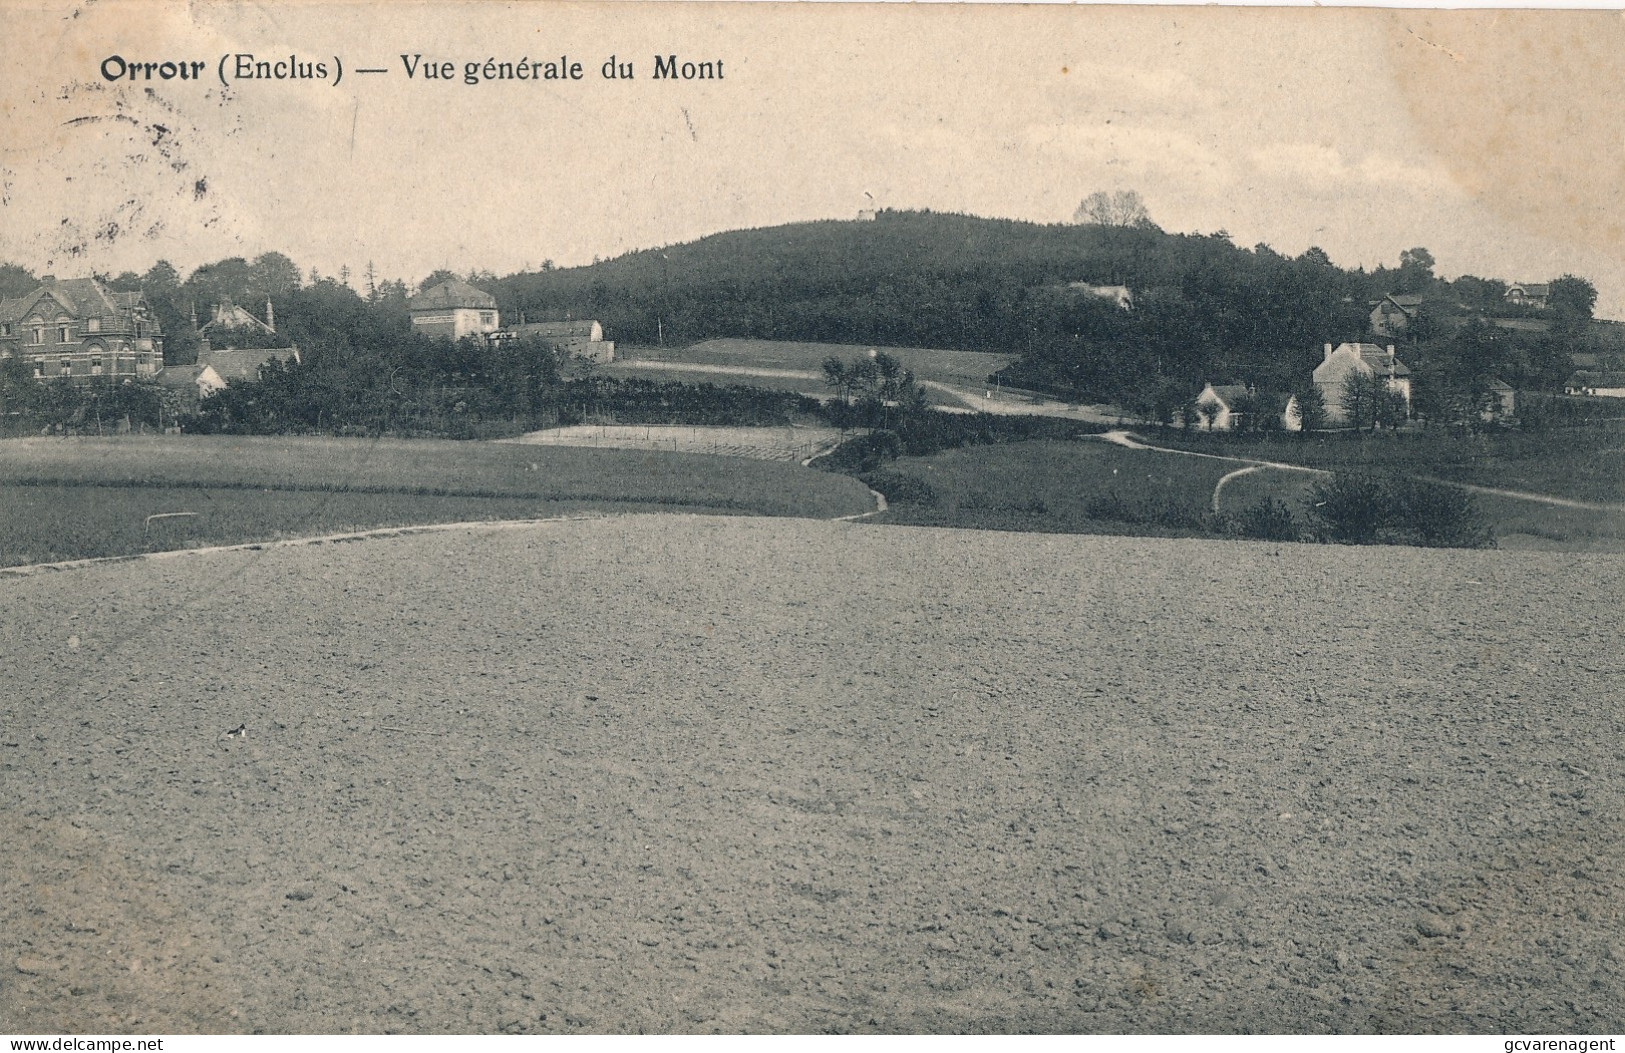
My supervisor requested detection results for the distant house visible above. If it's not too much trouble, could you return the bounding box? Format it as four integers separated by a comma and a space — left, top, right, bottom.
1482, 377, 1516, 421
1564, 371, 1625, 398
1312, 342, 1413, 424
0, 276, 163, 381
495, 319, 615, 363
1192, 382, 1250, 431
1067, 282, 1134, 311
407, 279, 500, 340
197, 296, 275, 344
158, 347, 295, 408
1368, 293, 1424, 338
1505, 283, 1550, 309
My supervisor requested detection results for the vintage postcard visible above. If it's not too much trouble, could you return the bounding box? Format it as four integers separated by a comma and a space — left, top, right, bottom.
2, 0, 1622, 1037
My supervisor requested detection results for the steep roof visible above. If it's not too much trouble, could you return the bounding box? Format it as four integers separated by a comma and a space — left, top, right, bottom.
0, 279, 153, 332
1202, 383, 1250, 406
155, 364, 207, 389
1509, 282, 1551, 296
407, 279, 497, 311
196, 348, 291, 382
1349, 342, 1412, 377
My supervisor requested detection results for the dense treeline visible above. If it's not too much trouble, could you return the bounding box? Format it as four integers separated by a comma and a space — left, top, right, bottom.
1, 207, 1611, 425
486, 211, 1602, 416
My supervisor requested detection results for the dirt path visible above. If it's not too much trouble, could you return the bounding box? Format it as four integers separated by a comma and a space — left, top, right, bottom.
1098, 431, 1620, 515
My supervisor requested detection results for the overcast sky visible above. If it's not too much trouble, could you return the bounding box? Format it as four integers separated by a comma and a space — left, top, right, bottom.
3, 2, 1622, 316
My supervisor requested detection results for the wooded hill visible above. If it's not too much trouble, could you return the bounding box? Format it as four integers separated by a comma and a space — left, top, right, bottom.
488, 210, 1588, 416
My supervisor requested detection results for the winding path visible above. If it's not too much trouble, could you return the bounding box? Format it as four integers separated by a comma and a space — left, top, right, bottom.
1095, 430, 1624, 516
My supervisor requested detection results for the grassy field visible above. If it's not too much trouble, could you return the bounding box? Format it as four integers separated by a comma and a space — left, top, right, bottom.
599, 360, 975, 408
864, 439, 1255, 537
1150, 424, 1625, 504
863, 437, 1625, 550
0, 435, 875, 567
619, 338, 1016, 390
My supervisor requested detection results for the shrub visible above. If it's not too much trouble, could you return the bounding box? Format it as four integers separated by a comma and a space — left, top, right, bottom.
1306, 472, 1493, 548
859, 469, 938, 506
1385, 477, 1494, 548
1306, 473, 1389, 544
1230, 497, 1301, 541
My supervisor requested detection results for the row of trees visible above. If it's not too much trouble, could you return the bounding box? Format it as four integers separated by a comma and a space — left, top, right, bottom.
1, 203, 1607, 419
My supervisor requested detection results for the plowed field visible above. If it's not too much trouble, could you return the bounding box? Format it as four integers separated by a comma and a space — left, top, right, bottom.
3, 516, 1621, 1033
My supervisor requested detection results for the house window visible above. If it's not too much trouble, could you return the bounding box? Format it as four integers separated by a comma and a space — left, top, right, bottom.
30, 327, 44, 345
87, 318, 99, 333
33, 361, 44, 377
58, 325, 72, 343
59, 358, 71, 375
91, 359, 103, 375
481, 312, 495, 325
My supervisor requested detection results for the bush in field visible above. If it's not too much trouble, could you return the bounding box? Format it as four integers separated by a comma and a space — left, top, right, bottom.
1306, 472, 1492, 548
1385, 477, 1494, 548
1230, 497, 1301, 541
819, 430, 903, 472
1306, 473, 1389, 544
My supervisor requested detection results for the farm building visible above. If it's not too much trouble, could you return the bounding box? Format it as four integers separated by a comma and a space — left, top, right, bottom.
495, 319, 615, 363
1564, 371, 1625, 398
0, 276, 163, 381
1312, 342, 1412, 425
407, 279, 500, 341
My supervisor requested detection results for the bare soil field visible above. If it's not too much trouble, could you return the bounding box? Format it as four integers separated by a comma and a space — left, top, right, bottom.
3, 516, 1622, 1033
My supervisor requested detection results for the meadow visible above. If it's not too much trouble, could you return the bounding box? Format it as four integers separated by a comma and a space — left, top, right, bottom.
618, 338, 1016, 391
0, 435, 875, 567
1151, 423, 1625, 504
861, 436, 1625, 550
862, 439, 1245, 538
600, 361, 975, 409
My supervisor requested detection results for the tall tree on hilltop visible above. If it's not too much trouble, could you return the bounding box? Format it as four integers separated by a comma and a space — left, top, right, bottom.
1073, 189, 1154, 229
1548, 274, 1597, 326
251, 252, 302, 297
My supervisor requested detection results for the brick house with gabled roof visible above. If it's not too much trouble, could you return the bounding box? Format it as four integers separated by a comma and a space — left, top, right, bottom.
0, 276, 163, 380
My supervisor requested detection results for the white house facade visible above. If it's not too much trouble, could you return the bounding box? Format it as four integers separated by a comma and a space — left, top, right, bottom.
1312, 342, 1413, 424
407, 279, 500, 340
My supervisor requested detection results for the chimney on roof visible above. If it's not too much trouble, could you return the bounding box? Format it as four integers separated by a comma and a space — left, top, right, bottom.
1324, 342, 1334, 362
